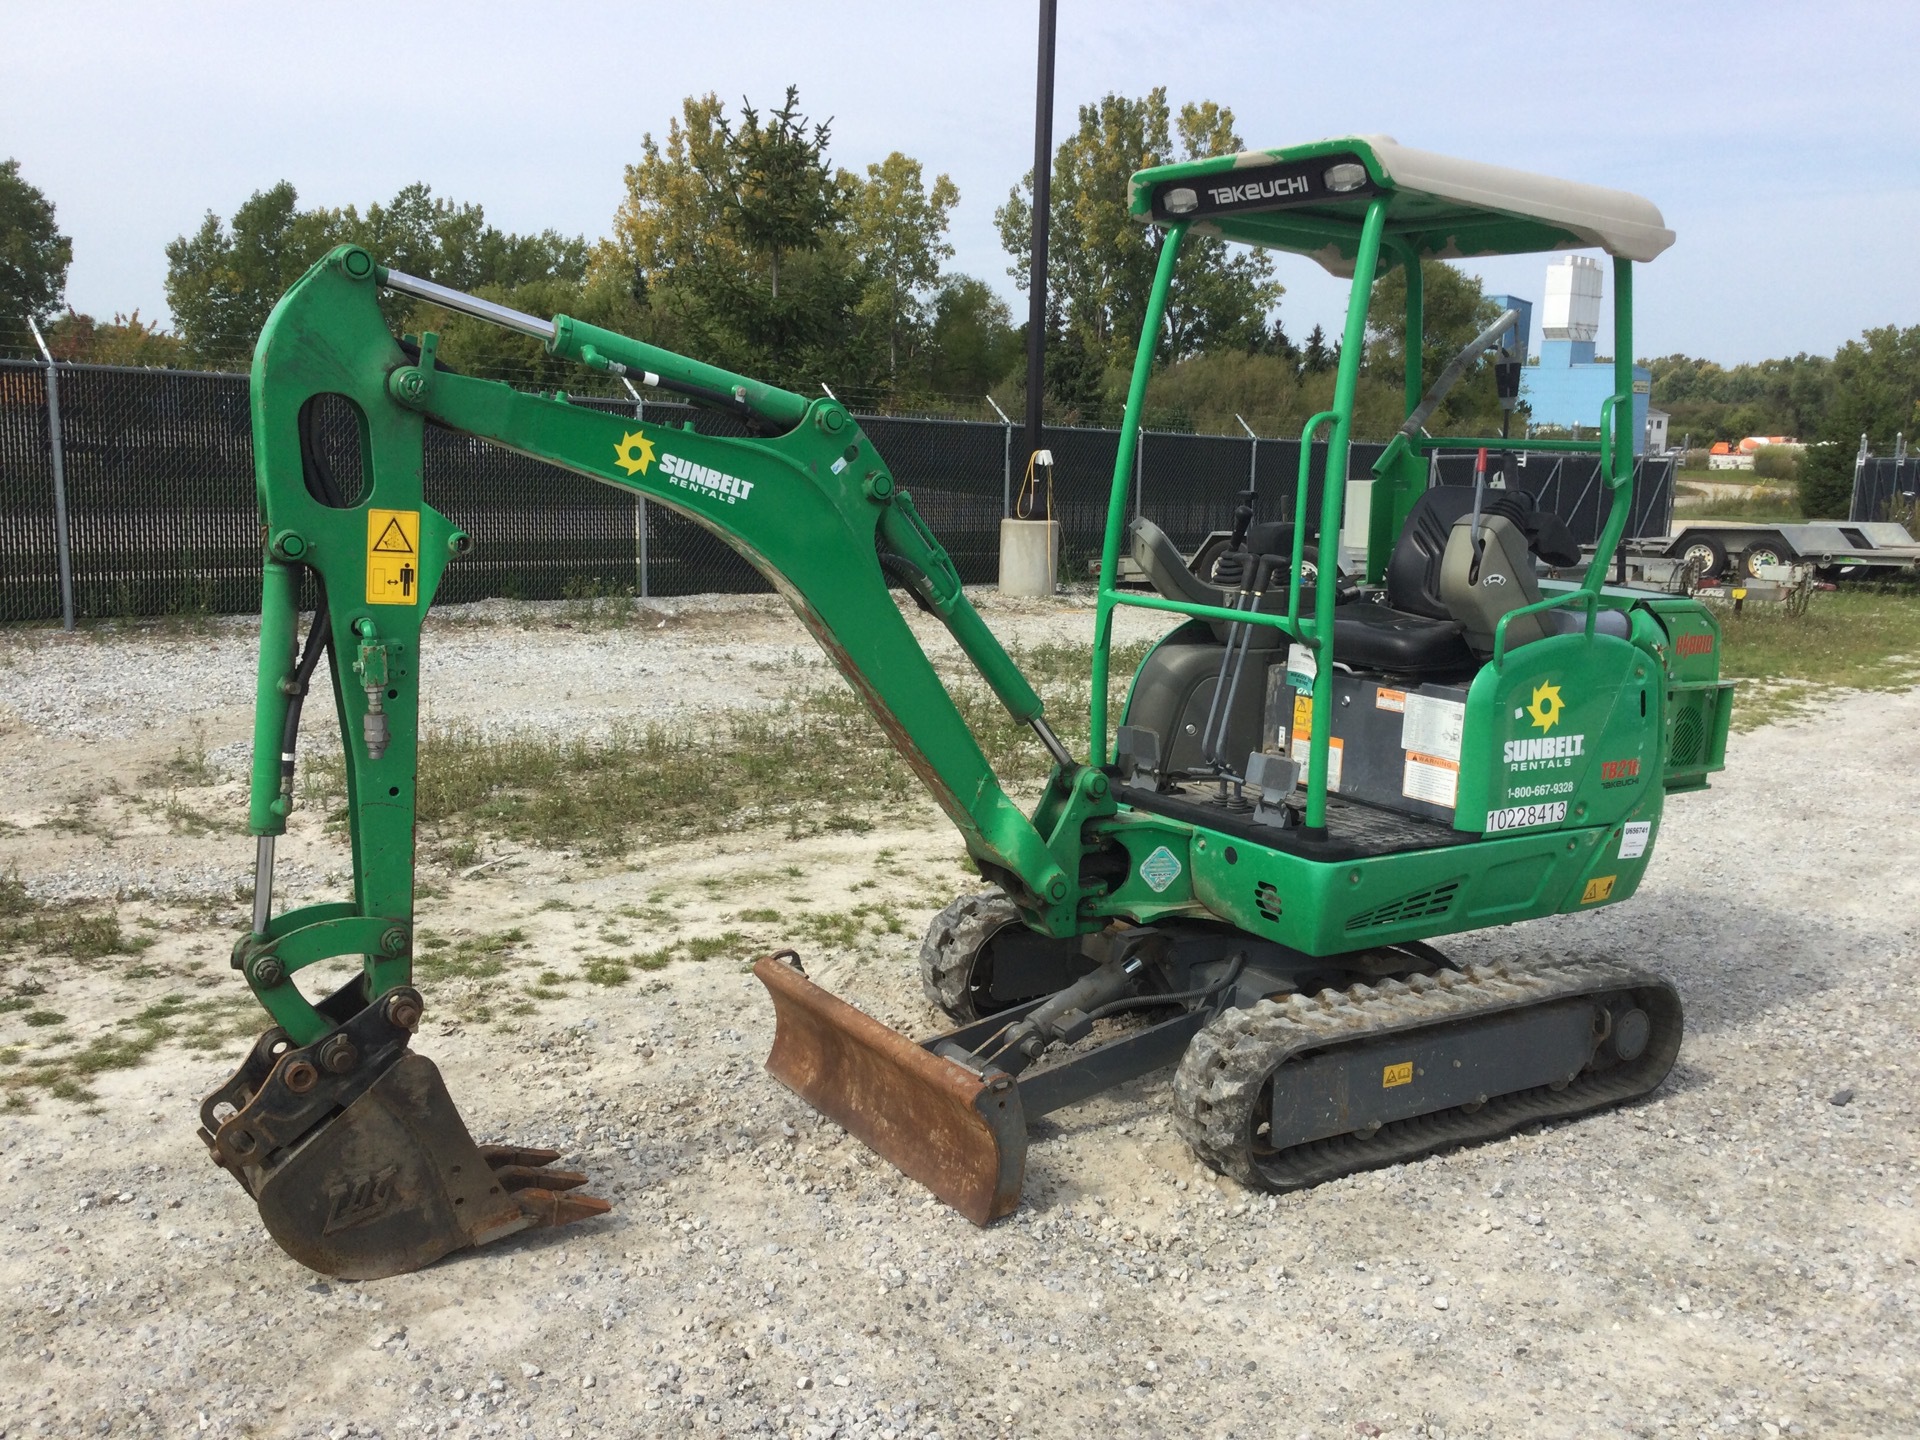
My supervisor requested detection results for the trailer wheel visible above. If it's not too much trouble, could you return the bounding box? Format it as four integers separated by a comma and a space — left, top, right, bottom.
1739, 545, 1782, 579
1674, 535, 1727, 580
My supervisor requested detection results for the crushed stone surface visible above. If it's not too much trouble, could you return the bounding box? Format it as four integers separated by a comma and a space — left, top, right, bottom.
0, 599, 1914, 1439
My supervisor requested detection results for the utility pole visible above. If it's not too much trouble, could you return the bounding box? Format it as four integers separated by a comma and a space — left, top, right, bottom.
1021, 0, 1058, 503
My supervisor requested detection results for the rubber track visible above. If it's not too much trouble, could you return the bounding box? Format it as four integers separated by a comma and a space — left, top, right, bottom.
1172, 957, 1683, 1190
919, 889, 1020, 1021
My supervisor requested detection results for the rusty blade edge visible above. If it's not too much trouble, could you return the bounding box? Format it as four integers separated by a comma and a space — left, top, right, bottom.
753, 951, 1026, 1226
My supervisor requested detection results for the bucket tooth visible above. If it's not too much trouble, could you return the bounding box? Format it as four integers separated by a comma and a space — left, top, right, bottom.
200, 990, 610, 1279
755, 951, 1026, 1225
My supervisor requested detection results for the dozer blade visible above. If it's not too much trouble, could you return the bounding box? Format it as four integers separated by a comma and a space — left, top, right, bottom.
198, 988, 610, 1280
755, 951, 1025, 1225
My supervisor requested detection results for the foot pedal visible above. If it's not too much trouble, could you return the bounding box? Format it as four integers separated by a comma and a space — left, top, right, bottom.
199, 990, 610, 1279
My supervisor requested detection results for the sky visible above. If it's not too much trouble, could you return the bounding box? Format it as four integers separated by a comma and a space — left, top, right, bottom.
4, 0, 1916, 368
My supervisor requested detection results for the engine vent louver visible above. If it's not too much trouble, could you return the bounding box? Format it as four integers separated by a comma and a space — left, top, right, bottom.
1669, 707, 1705, 769
1254, 881, 1283, 921
1345, 880, 1461, 932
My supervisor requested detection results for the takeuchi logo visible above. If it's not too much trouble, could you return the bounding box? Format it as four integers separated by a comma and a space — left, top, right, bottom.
1525, 680, 1565, 733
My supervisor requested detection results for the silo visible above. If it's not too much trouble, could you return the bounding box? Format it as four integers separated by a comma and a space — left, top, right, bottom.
1541, 255, 1603, 342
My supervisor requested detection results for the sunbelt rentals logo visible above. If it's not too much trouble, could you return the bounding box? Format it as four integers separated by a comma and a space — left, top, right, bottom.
1503, 679, 1586, 771
613, 431, 755, 505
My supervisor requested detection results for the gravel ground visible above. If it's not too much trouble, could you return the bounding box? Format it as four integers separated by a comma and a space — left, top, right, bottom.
0, 596, 1915, 1440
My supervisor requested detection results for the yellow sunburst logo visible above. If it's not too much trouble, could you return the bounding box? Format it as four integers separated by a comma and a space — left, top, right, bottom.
1526, 680, 1565, 733
613, 430, 656, 476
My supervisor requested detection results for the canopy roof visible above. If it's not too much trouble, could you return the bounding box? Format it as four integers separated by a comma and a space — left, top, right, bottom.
1128, 136, 1674, 275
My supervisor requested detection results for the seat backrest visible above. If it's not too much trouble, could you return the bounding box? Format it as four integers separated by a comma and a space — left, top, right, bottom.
1129, 517, 1229, 640
1385, 484, 1535, 618
1439, 512, 1549, 656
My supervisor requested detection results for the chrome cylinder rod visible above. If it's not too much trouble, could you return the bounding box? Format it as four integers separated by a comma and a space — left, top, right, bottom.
251, 835, 275, 936
380, 268, 557, 344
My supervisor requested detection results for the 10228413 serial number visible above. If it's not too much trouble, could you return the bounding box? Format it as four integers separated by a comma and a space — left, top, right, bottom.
1485, 801, 1568, 832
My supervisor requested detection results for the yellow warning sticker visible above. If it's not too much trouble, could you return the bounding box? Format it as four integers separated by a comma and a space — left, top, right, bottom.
366, 508, 420, 606
1382, 1060, 1414, 1089
1582, 874, 1618, 904
1291, 693, 1312, 739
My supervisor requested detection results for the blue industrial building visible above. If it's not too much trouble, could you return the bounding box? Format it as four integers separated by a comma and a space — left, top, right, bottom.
1511, 257, 1652, 455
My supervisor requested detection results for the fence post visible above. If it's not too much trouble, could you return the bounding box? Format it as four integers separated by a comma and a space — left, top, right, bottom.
621, 377, 650, 599
986, 395, 1014, 515
1234, 413, 1259, 514
26, 318, 75, 632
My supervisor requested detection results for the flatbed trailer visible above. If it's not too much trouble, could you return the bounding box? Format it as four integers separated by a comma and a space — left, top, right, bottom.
1641, 520, 1920, 582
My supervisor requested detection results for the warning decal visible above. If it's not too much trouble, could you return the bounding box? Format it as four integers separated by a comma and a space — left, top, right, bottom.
1139, 845, 1183, 894
366, 508, 420, 606
1581, 874, 1618, 904
1382, 1061, 1413, 1089
1403, 752, 1460, 808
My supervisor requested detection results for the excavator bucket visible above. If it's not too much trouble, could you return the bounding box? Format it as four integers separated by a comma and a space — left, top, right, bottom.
755, 952, 1026, 1224
198, 988, 609, 1280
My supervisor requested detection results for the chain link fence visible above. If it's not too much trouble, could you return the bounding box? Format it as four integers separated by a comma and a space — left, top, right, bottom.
0, 358, 1675, 623
1851, 454, 1919, 525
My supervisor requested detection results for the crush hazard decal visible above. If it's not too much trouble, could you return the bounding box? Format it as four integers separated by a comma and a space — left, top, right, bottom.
365, 508, 419, 606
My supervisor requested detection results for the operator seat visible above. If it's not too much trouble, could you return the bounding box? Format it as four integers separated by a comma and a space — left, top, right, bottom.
1439, 509, 1631, 657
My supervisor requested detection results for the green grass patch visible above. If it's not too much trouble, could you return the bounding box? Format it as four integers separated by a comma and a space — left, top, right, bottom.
1, 990, 256, 1104
300, 638, 1154, 857
415, 927, 527, 980
1718, 590, 1920, 728
0, 874, 154, 963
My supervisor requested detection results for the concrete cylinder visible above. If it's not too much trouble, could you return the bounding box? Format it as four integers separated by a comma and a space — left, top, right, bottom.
998, 518, 1060, 596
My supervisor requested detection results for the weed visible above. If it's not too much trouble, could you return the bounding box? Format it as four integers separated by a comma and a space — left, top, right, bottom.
682, 931, 750, 964
22, 1010, 65, 1027
1719, 590, 1920, 728
299, 638, 1155, 857
416, 928, 527, 980
0, 876, 151, 963
583, 957, 631, 986
735, 908, 782, 923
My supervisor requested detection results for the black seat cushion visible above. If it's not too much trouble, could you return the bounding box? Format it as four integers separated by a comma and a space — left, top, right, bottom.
1331, 602, 1476, 677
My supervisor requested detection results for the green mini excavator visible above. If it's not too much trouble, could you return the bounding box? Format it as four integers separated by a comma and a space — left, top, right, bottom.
205, 137, 1733, 1278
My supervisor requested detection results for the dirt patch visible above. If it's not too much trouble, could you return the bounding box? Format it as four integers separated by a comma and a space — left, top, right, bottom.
0, 597, 1914, 1439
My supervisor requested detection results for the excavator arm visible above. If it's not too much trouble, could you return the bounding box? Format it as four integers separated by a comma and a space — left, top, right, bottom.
205, 246, 1118, 1272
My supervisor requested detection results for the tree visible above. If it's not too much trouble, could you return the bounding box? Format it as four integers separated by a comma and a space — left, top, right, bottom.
600, 87, 970, 395
1799, 323, 1920, 517
1, 158, 75, 350
846, 152, 958, 379
1366, 259, 1502, 430
925, 276, 1018, 396
43, 309, 183, 366
724, 86, 844, 301
165, 181, 588, 364
165, 182, 330, 361
994, 89, 1282, 407
1301, 324, 1334, 375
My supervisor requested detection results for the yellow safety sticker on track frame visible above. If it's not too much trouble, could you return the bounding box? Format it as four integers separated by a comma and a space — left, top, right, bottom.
366, 508, 421, 605
1582, 874, 1618, 904
1382, 1060, 1414, 1088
